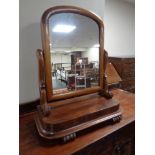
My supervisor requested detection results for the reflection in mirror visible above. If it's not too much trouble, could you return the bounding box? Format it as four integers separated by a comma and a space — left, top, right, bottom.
49, 13, 100, 95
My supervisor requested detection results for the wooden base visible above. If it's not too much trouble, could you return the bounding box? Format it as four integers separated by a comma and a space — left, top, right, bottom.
35, 94, 122, 142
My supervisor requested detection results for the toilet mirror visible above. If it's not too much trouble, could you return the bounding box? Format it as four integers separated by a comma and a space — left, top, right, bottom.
40, 6, 105, 101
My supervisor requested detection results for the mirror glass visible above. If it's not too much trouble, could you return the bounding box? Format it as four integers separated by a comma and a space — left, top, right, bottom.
49, 13, 100, 95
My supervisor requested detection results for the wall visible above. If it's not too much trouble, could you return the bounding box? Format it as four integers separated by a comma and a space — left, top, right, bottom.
19, 0, 105, 104
51, 53, 71, 64
20, 0, 134, 104
82, 48, 99, 63
104, 0, 135, 57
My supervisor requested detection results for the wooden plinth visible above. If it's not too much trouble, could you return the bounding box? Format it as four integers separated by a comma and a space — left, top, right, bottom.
35, 93, 122, 141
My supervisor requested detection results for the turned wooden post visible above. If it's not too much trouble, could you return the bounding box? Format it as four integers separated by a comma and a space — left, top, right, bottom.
36, 49, 50, 116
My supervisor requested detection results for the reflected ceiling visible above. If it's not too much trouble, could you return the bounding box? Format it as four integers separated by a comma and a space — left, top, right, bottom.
49, 13, 99, 53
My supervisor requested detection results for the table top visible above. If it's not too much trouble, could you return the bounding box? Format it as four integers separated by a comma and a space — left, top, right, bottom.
19, 89, 135, 155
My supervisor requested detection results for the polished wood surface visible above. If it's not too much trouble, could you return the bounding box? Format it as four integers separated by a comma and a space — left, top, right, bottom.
35, 95, 121, 140
36, 49, 49, 116
20, 89, 135, 155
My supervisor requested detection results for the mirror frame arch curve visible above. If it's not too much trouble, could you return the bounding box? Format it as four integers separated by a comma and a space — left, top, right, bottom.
40, 5, 107, 102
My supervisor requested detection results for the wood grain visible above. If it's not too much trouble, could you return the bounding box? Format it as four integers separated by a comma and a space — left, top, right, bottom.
20, 89, 135, 155
109, 57, 135, 93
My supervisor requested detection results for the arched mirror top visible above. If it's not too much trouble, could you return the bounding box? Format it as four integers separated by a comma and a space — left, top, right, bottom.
41, 6, 104, 27
40, 6, 106, 102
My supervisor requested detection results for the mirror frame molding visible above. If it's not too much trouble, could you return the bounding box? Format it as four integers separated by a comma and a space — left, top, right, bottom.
40, 5, 110, 102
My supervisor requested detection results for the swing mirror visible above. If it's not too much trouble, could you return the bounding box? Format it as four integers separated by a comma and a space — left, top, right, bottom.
35, 6, 120, 141
41, 6, 105, 101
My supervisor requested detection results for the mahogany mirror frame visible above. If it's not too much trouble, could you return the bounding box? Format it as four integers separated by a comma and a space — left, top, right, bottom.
40, 5, 111, 102
35, 6, 120, 142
